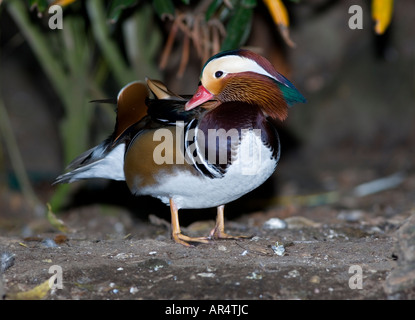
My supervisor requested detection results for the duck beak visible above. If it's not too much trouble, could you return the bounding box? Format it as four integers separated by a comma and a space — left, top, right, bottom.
185, 85, 214, 110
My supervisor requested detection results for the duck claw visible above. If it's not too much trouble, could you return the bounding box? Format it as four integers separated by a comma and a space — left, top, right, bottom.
172, 232, 211, 247
208, 228, 252, 241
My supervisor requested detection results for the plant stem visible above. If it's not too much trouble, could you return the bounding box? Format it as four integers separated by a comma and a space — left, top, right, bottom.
0, 96, 45, 216
6, 1, 69, 105
7, 1, 93, 211
87, 0, 136, 86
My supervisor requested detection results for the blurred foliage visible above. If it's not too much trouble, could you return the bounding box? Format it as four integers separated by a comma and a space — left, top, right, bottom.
4, 0, 164, 211
26, 0, 302, 77
0, 0, 395, 214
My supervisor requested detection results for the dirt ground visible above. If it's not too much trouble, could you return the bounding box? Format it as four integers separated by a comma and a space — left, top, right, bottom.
1, 146, 415, 301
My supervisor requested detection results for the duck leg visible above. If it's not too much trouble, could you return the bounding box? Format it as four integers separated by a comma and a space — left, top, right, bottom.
170, 198, 210, 246
208, 205, 252, 240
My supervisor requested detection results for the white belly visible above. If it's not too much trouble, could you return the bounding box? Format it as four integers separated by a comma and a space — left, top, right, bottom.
139, 130, 278, 209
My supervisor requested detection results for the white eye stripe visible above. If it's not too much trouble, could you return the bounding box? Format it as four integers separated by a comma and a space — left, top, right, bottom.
206, 55, 277, 81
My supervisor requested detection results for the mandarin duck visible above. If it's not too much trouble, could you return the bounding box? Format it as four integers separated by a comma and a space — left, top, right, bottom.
54, 49, 306, 246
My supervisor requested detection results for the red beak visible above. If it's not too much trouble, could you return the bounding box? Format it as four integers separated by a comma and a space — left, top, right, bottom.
185, 85, 214, 111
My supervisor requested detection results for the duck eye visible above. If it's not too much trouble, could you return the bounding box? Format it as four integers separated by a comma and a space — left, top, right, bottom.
214, 71, 223, 78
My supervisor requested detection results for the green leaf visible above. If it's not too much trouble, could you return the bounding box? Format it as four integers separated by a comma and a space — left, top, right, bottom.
28, 0, 48, 14
46, 203, 69, 233
221, 5, 253, 51
241, 0, 257, 8
181, 0, 191, 4
205, 0, 223, 21
108, 0, 138, 23
153, 0, 175, 19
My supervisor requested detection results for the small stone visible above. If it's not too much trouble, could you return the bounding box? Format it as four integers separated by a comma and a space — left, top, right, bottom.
41, 238, 59, 248
337, 210, 364, 222
197, 272, 215, 278
130, 287, 139, 294
114, 253, 132, 260
246, 272, 262, 280
284, 269, 300, 278
271, 242, 285, 256
310, 275, 321, 284
1, 252, 15, 273
153, 265, 164, 271
263, 218, 287, 230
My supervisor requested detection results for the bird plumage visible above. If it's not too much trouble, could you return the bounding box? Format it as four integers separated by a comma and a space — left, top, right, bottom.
54, 49, 305, 246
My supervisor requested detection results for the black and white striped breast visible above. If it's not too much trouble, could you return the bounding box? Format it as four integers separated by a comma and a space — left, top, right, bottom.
183, 102, 280, 179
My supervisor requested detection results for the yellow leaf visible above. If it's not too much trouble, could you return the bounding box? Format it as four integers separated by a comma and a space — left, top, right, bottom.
263, 0, 289, 27
51, 0, 77, 7
263, 0, 296, 47
10, 280, 51, 300
372, 0, 394, 35
46, 203, 69, 233
18, 242, 29, 248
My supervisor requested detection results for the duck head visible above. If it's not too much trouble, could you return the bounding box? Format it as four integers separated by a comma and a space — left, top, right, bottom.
185, 49, 306, 121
